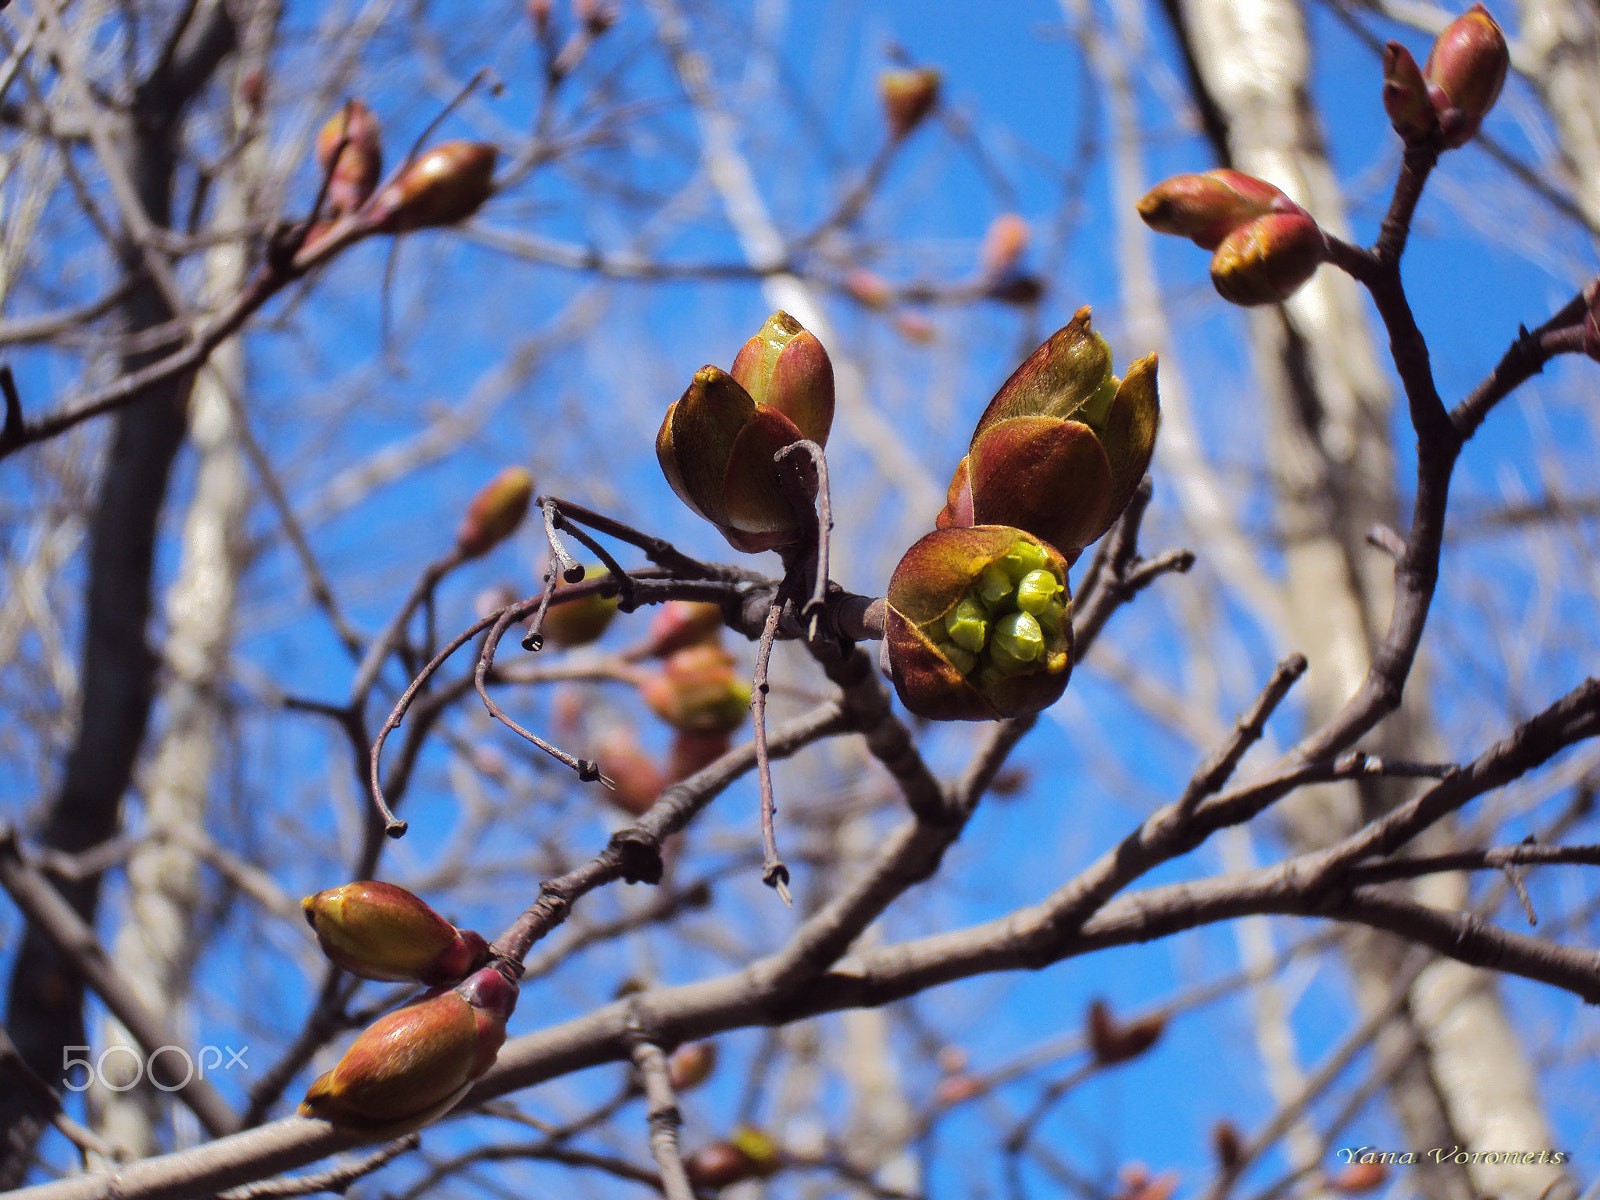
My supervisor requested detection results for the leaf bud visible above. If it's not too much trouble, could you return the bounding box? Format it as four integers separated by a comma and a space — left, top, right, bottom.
302, 881, 490, 985
878, 67, 942, 139
1382, 41, 1439, 143
456, 466, 534, 559
667, 727, 731, 781
641, 643, 752, 734
596, 731, 666, 817
729, 311, 835, 449
1423, 4, 1508, 149
1208, 211, 1328, 307
979, 212, 1031, 279
540, 568, 619, 647
315, 99, 383, 217
1329, 1161, 1389, 1193
646, 600, 726, 656
684, 1127, 783, 1188
369, 141, 497, 232
666, 1040, 718, 1091
1086, 998, 1165, 1066
1136, 169, 1297, 251
298, 964, 517, 1136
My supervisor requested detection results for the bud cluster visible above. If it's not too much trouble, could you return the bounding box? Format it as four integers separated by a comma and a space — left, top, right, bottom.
886, 527, 1072, 721
1385, 4, 1508, 149
1137, 171, 1327, 307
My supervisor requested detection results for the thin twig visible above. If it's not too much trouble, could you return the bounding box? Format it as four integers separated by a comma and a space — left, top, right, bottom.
1176, 655, 1308, 818
752, 597, 791, 905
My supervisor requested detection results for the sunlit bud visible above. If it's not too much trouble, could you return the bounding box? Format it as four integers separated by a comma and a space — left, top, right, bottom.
1382, 42, 1439, 143
368, 141, 497, 232
656, 366, 818, 553
1086, 998, 1165, 1066
845, 267, 893, 308
455, 466, 534, 558
666, 1041, 718, 1091
962, 309, 1159, 557
540, 569, 619, 647
879, 67, 942, 139
641, 643, 752, 734
979, 212, 1031, 278
597, 731, 666, 817
647, 600, 725, 657
315, 99, 383, 217
729, 311, 835, 448
302, 881, 490, 985
1329, 1161, 1389, 1193
667, 728, 731, 781
298, 965, 517, 1136
1212, 1120, 1246, 1172
1209, 211, 1327, 306
1423, 4, 1508, 149
1136, 169, 1295, 251
886, 526, 1072, 721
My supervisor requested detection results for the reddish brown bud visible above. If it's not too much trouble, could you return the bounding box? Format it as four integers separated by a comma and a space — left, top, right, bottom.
729, 311, 834, 448
894, 310, 938, 342
879, 67, 942, 139
315, 100, 383, 218
1086, 998, 1165, 1066
596, 732, 666, 817
845, 267, 893, 308
684, 1128, 783, 1188
641, 643, 751, 734
656, 365, 817, 553
298, 965, 516, 1136
1212, 1120, 1246, 1172
456, 466, 534, 559
302, 881, 490, 985
1423, 4, 1508, 149
1382, 41, 1439, 143
666, 1041, 717, 1091
1209, 211, 1327, 307
574, 0, 616, 35
369, 141, 497, 232
934, 1074, 985, 1106
1137, 170, 1296, 251
1112, 1164, 1180, 1200
647, 600, 726, 656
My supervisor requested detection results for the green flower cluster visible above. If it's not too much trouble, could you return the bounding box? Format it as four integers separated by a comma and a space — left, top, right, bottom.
931, 540, 1067, 689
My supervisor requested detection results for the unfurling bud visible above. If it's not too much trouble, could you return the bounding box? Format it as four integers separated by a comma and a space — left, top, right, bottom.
879, 67, 942, 139
1136, 170, 1294, 251
1423, 4, 1508, 149
540, 568, 618, 647
298, 965, 517, 1136
641, 644, 751, 734
456, 466, 534, 559
943, 308, 1159, 557
1209, 211, 1327, 306
666, 1041, 718, 1091
885, 527, 1072, 721
729, 311, 835, 449
302, 881, 490, 985
1382, 42, 1438, 143
315, 99, 383, 217
657, 313, 835, 552
369, 141, 497, 232
684, 1127, 783, 1188
1086, 998, 1165, 1066
646, 600, 725, 657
